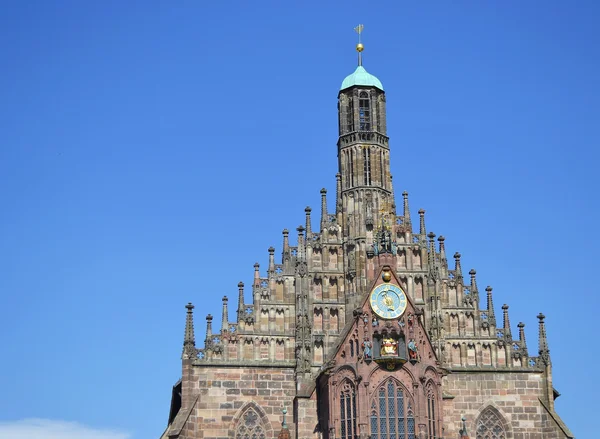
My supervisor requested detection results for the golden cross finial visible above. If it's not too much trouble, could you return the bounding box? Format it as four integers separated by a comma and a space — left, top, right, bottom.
354, 24, 364, 66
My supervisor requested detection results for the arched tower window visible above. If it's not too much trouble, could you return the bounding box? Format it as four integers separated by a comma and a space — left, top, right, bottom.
476, 406, 506, 439
339, 380, 357, 439
346, 95, 355, 133
370, 379, 415, 439
359, 91, 371, 131
363, 146, 371, 186
234, 407, 267, 439
426, 382, 438, 439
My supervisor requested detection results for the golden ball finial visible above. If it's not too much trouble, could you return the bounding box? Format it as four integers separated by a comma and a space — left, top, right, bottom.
382, 267, 392, 282
356, 43, 364, 53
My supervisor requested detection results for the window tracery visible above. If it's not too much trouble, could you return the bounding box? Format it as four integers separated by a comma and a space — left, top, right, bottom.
339, 380, 357, 439
369, 379, 415, 439
235, 407, 266, 439
476, 406, 506, 439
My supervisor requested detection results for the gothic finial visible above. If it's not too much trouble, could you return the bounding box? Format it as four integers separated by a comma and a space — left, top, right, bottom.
305, 207, 312, 237
438, 235, 446, 259
402, 191, 412, 229
205, 314, 213, 339
268, 247, 275, 273
237, 282, 245, 322
518, 322, 527, 352
297, 225, 306, 260
282, 229, 289, 251
537, 313, 551, 365
183, 303, 196, 359
354, 24, 364, 66
453, 251, 462, 279
221, 296, 229, 333
502, 304, 512, 339
419, 209, 426, 235
459, 415, 469, 438
469, 269, 478, 292
253, 262, 260, 286
486, 286, 496, 326
320, 188, 328, 230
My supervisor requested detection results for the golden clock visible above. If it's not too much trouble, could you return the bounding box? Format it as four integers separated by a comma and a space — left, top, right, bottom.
369, 283, 407, 319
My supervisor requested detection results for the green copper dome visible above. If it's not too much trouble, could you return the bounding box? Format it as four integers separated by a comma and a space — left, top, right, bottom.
340, 66, 384, 91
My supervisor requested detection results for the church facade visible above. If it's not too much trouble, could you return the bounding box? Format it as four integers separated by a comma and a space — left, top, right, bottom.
160, 40, 573, 439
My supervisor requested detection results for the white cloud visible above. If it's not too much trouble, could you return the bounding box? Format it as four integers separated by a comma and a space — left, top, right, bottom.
0, 418, 131, 439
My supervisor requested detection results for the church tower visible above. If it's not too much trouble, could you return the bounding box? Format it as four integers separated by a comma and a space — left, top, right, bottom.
336, 31, 396, 316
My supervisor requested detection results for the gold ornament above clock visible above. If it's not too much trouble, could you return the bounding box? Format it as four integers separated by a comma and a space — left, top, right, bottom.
369, 283, 408, 320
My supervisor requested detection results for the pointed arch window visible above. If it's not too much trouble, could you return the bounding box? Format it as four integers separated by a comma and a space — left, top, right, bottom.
235, 407, 267, 439
370, 379, 415, 439
339, 380, 357, 439
426, 382, 439, 439
476, 406, 506, 439
347, 96, 355, 133
359, 91, 371, 131
363, 147, 371, 186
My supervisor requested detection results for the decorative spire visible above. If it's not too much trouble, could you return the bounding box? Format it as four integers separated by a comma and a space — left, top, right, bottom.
277, 407, 291, 439
183, 303, 196, 359
469, 269, 478, 293
459, 415, 469, 439
297, 225, 305, 260
237, 282, 245, 321
221, 296, 229, 333
419, 208, 426, 235
486, 286, 496, 326
336, 173, 342, 216
205, 314, 213, 341
427, 232, 436, 268
402, 191, 412, 230
320, 188, 328, 230
537, 313, 551, 365
354, 24, 364, 66
518, 322, 527, 351
305, 207, 312, 237
438, 235, 446, 261
268, 247, 275, 274
502, 304, 512, 339
282, 229, 289, 254
253, 262, 260, 287
453, 251, 462, 279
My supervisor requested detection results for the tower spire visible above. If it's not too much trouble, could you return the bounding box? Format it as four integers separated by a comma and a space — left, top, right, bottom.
183, 303, 196, 359
354, 24, 364, 66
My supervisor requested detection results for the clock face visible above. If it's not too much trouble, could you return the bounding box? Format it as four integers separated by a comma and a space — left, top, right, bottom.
370, 283, 408, 319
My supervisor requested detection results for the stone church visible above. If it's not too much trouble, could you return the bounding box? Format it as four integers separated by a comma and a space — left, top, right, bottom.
160, 35, 574, 439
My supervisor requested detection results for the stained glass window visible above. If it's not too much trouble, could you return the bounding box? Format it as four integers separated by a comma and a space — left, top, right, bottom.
476, 407, 506, 439
369, 379, 414, 439
340, 381, 357, 439
235, 408, 266, 439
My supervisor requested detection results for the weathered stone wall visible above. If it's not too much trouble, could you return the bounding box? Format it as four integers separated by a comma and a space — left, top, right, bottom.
442, 371, 569, 439
189, 365, 296, 439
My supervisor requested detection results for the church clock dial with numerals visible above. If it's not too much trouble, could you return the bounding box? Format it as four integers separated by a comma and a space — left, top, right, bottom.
369, 283, 408, 320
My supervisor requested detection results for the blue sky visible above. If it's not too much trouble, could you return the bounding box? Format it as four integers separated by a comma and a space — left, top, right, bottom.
0, 1, 598, 438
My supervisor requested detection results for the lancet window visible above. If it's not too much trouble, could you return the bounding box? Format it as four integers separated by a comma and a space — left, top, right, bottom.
426, 382, 438, 439
359, 91, 371, 131
363, 146, 371, 186
370, 379, 415, 439
476, 406, 506, 439
339, 380, 357, 439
